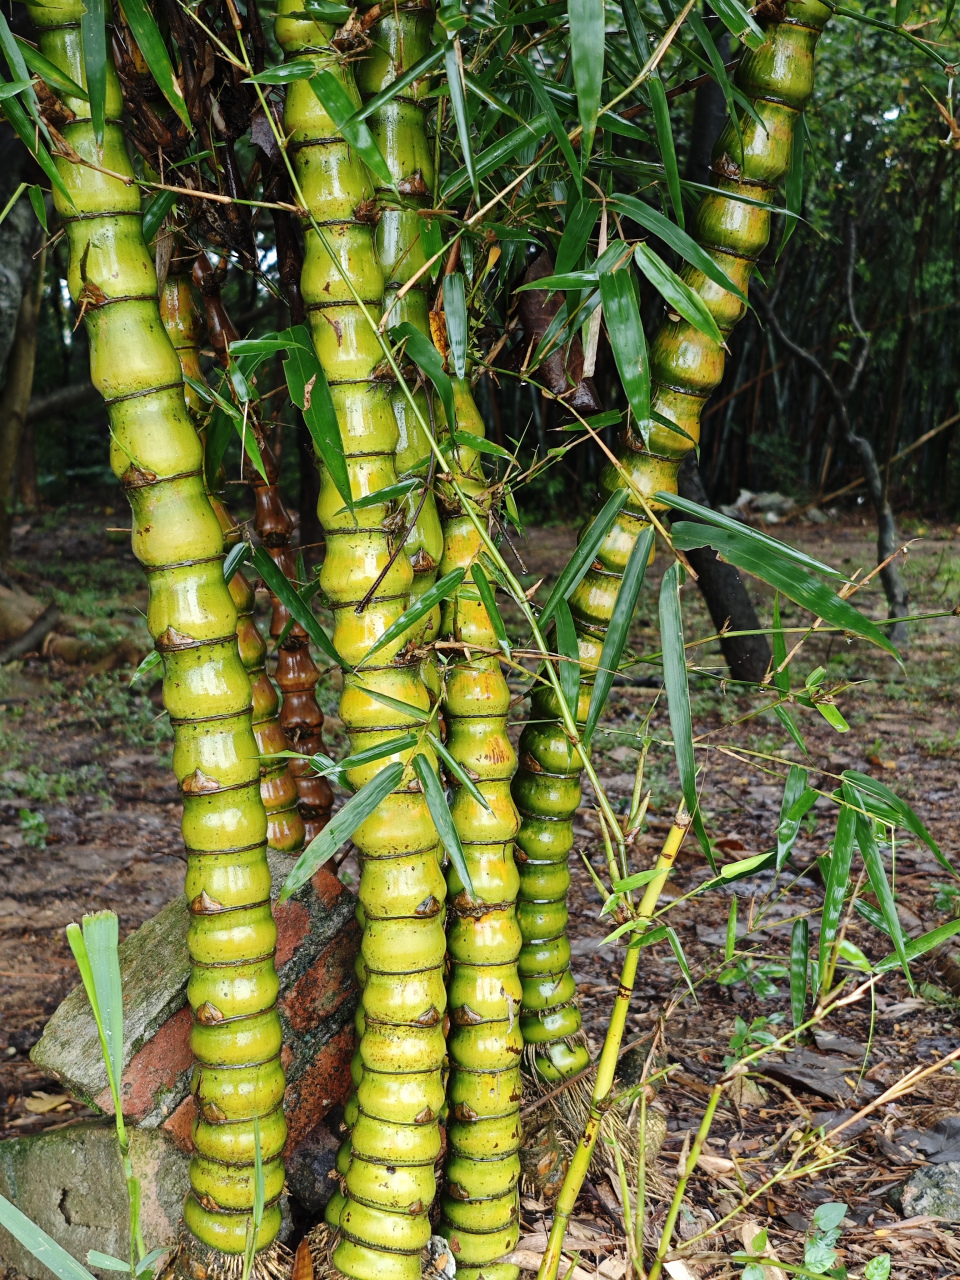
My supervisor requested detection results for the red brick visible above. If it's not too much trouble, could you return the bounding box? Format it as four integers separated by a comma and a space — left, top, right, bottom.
282, 1024, 356, 1154
163, 1094, 197, 1154
274, 898, 311, 969
280, 920, 361, 1033
311, 866, 347, 911
95, 1005, 193, 1120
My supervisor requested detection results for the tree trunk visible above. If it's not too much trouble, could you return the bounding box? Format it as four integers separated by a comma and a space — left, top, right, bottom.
0, 242, 45, 558
677, 455, 772, 682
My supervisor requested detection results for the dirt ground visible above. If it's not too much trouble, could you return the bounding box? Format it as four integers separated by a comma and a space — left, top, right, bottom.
2, 505, 960, 1277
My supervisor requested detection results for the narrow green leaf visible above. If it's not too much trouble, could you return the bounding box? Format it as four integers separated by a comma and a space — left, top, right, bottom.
0, 79, 41, 102
666, 927, 698, 1000
852, 803, 912, 988
0, 1193, 97, 1280
725, 895, 738, 962
790, 917, 809, 1028
348, 681, 434, 724
854, 897, 889, 936
554, 597, 581, 723
599, 267, 650, 440
442, 111, 550, 199
86, 1254, 130, 1273
718, 851, 775, 881
610, 194, 746, 304
569, 0, 604, 160
815, 700, 849, 733
303, 0, 354, 19
685, 9, 740, 132
350, 47, 445, 123
668, 521, 899, 659
634, 243, 722, 344
584, 526, 654, 744
894, 0, 911, 25
310, 71, 394, 189
659, 562, 712, 866
610, 865, 662, 894
414, 753, 475, 897
539, 487, 629, 625
427, 731, 491, 812
0, 181, 27, 231
710, 0, 765, 49
556, 198, 599, 275
772, 592, 790, 694
444, 273, 468, 380
142, 189, 176, 242
875, 919, 960, 973
251, 546, 345, 670
0, 13, 41, 128
390, 321, 456, 430
117, 0, 190, 128
302, 734, 420, 786
779, 112, 804, 259
1, 88, 75, 209
129, 647, 161, 686
336, 477, 420, 516
516, 55, 581, 193
25, 184, 46, 233
773, 703, 808, 756
445, 41, 477, 198
841, 770, 947, 872
777, 767, 815, 870
65, 919, 117, 1106
223, 540, 251, 584
245, 62, 315, 85
80, 0, 107, 146
361, 568, 465, 663
82, 911, 123, 1091
280, 325, 352, 514
204, 408, 233, 487
817, 805, 855, 993
472, 564, 511, 658
622, 0, 682, 225
282, 762, 405, 900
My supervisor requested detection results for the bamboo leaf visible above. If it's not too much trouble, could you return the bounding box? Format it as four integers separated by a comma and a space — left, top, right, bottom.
854, 898, 888, 936
336, 477, 420, 515
610, 194, 747, 304
840, 770, 947, 872
875, 919, 960, 973
117, 0, 190, 128
309, 71, 394, 189
539, 487, 629, 625
444, 273, 468, 379
554, 597, 580, 723
472, 563, 511, 657
772, 592, 790, 693
709, 0, 765, 49
894, 0, 911, 25
360, 568, 466, 663
556, 197, 599, 274
622, 0, 682, 225
141, 189, 176, 242
569, 0, 604, 160
0, 181, 27, 230
777, 766, 815, 870
584, 526, 654, 745
659, 562, 712, 865
668, 522, 898, 658
65, 917, 119, 1108
634, 243, 721, 344
129, 647, 161, 686
610, 865, 663, 894
15, 36, 85, 98
1, 86, 75, 209
0, 13, 42, 128
251, 546, 345, 670
790, 918, 809, 1028
667, 927, 697, 1000
318, 733, 420, 787
280, 325, 352, 513
86, 1254, 130, 1272
773, 703, 808, 756
0, 1193, 97, 1280
413, 753, 475, 897
427, 731, 491, 812
80, 0, 107, 146
282, 762, 405, 900
349, 681, 434, 724
515, 55, 581, 193
817, 805, 855, 993
303, 0, 354, 19
851, 802, 912, 987
223, 540, 251, 584
725, 895, 737, 961
391, 320, 457, 430
445, 40, 477, 198
778, 113, 804, 259
599, 267, 650, 441
246, 63, 316, 84
81, 911, 124, 1091
27, 184, 47, 232
442, 110, 549, 199
351, 47, 444, 123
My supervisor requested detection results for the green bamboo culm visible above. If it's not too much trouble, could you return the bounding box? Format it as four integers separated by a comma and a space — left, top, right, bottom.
355, 4, 444, 697
159, 263, 307, 859
23, 0, 288, 1257
276, 5, 446, 1279
355, 17, 523, 1273
512, 0, 831, 1084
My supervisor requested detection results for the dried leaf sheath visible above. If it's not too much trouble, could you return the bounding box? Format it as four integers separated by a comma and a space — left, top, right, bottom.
25, 0, 286, 1255
159, 258, 307, 858
511, 0, 831, 1082
276, 4, 446, 1280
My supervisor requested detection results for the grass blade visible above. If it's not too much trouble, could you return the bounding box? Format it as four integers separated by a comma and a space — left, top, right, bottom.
659, 562, 712, 865
117, 0, 190, 128
569, 0, 604, 160
584, 526, 654, 745
309, 71, 394, 189
282, 762, 404, 900
360, 568, 465, 663
599, 267, 650, 440
444, 273, 468, 379
790, 917, 809, 1028
634, 243, 721, 344
817, 805, 855, 993
0, 1194, 96, 1280
539, 488, 628, 626
251, 546, 344, 670
554, 597, 581, 724
413, 754, 474, 897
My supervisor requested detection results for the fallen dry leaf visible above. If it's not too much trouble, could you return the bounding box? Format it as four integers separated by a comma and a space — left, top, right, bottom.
24, 1091, 70, 1114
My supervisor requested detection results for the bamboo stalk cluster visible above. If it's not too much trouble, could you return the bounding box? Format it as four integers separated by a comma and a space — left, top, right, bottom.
27, 0, 286, 1252
510, 0, 831, 1083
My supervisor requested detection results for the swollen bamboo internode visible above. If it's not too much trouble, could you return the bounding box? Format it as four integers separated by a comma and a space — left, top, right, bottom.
276, 3, 445, 1277
512, 0, 831, 1082
25, 0, 287, 1255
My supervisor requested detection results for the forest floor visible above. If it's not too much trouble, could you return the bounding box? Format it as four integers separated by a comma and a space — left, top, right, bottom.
1, 504, 960, 1279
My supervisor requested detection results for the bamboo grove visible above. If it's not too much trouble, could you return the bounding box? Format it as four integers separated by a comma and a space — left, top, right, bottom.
3, 0, 954, 1276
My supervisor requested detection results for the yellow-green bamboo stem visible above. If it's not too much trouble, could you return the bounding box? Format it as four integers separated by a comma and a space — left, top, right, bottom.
535, 819, 688, 1280
25, 0, 286, 1255
512, 0, 830, 1082
159, 263, 307, 859
276, 5, 445, 1278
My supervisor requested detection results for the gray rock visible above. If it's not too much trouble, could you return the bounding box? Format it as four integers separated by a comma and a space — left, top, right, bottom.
897, 1161, 960, 1220
0, 1122, 188, 1279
